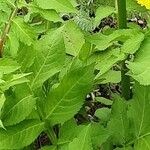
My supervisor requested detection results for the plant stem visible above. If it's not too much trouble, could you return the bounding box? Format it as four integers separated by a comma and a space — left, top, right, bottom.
0, 7, 18, 58
117, 0, 131, 100
47, 127, 57, 145
45, 121, 57, 145
117, 0, 127, 29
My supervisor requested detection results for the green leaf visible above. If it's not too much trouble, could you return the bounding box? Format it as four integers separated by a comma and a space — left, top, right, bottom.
127, 0, 147, 12
0, 73, 31, 91
8, 30, 19, 57
88, 48, 125, 75
0, 120, 44, 149
127, 37, 150, 85
108, 97, 129, 145
0, 58, 20, 74
121, 30, 144, 54
2, 95, 36, 126
95, 70, 121, 84
96, 97, 113, 106
79, 42, 92, 61
58, 119, 84, 145
86, 29, 144, 54
0, 2, 10, 25
0, 94, 5, 115
62, 21, 85, 56
134, 135, 150, 150
12, 17, 36, 46
94, 6, 115, 27
1, 83, 35, 126
60, 122, 110, 150
90, 123, 110, 148
31, 28, 65, 89
98, 0, 115, 7
70, 0, 78, 7
44, 63, 94, 125
28, 3, 62, 22
68, 124, 93, 150
35, 0, 76, 13
17, 45, 36, 72
128, 83, 150, 138
95, 108, 111, 122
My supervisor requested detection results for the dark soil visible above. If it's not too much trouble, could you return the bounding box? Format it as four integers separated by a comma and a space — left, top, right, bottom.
34, 132, 51, 149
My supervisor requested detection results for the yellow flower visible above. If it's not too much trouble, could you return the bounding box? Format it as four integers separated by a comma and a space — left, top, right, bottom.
137, 0, 150, 9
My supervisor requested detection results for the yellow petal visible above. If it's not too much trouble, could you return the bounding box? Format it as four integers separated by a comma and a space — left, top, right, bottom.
137, 0, 150, 9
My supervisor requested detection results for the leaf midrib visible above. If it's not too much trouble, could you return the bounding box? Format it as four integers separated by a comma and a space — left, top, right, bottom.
0, 122, 44, 145
13, 20, 33, 43
45, 68, 90, 120
3, 95, 33, 119
31, 38, 59, 88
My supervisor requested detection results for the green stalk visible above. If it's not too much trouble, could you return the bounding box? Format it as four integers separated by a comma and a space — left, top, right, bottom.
45, 121, 57, 145
117, 0, 131, 100
0, 7, 18, 58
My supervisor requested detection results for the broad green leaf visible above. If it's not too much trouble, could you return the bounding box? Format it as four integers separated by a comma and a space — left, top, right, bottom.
31, 28, 65, 89
0, 58, 20, 74
0, 73, 31, 91
59, 123, 109, 150
134, 135, 150, 150
2, 95, 36, 126
68, 123, 109, 150
98, 0, 115, 7
8, 30, 19, 57
79, 42, 92, 61
70, 0, 78, 7
0, 1, 10, 25
0, 120, 44, 149
88, 48, 125, 75
0, 1, 10, 12
90, 123, 110, 148
63, 21, 85, 56
86, 29, 144, 54
17, 45, 36, 72
128, 83, 150, 138
12, 17, 36, 46
96, 97, 113, 106
95, 108, 111, 122
95, 70, 121, 84
36, 0, 76, 13
28, 3, 62, 22
58, 144, 69, 150
95, 51, 124, 75
1, 84, 35, 126
127, 0, 147, 12
68, 124, 93, 150
0, 94, 5, 115
86, 32, 112, 51
94, 6, 115, 27
108, 97, 130, 145
26, 107, 41, 120
44, 64, 94, 125
59, 56, 78, 81
2, 0, 16, 7
121, 30, 144, 54
0, 94, 5, 129
58, 119, 84, 145
127, 37, 150, 85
